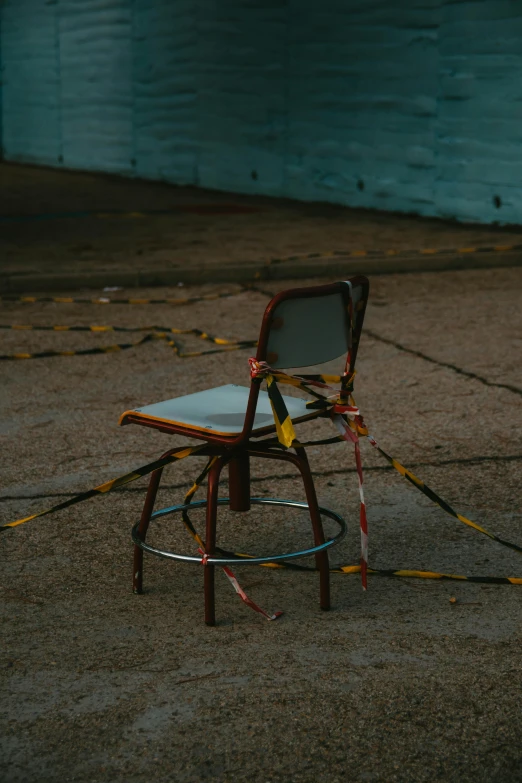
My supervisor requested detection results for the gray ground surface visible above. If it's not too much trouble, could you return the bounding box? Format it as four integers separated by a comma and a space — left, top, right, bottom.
3, 163, 522, 291
1, 268, 522, 782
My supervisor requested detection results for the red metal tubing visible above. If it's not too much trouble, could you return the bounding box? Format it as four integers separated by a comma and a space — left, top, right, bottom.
204, 456, 227, 626
228, 451, 251, 512
247, 445, 331, 611
133, 467, 164, 594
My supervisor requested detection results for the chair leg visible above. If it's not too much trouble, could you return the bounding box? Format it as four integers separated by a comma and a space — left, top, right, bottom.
294, 446, 331, 611
133, 467, 164, 594
204, 457, 225, 626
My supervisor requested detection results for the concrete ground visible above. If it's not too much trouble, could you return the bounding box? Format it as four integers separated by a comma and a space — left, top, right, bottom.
2, 162, 522, 292
1, 267, 522, 782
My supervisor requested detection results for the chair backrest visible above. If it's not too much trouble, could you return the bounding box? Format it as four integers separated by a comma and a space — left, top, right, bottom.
256, 276, 369, 372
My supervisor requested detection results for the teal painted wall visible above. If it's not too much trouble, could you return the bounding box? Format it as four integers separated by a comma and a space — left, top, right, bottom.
0, 11, 2, 157
1, 0, 62, 165
132, 1, 198, 183
1, 1, 521, 223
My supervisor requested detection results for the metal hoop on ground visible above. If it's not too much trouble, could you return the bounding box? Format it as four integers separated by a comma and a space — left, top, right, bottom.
131, 497, 347, 566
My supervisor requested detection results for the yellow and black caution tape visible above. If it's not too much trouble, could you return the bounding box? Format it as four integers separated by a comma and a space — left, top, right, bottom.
2, 353, 521, 587
0, 333, 160, 361
0, 290, 242, 306
0, 324, 218, 334
252, 561, 522, 585
180, 457, 220, 549
179, 446, 522, 586
365, 435, 522, 556
2, 242, 521, 309
267, 243, 522, 265
0, 323, 258, 361
249, 362, 522, 572
211, 363, 522, 584
0, 321, 255, 344
1, 435, 521, 585
166, 336, 258, 359
339, 565, 522, 585
0, 444, 208, 532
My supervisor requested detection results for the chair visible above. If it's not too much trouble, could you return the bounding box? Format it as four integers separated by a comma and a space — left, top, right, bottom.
119, 276, 370, 625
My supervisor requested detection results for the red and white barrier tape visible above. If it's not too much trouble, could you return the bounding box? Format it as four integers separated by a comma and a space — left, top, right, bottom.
198, 549, 283, 621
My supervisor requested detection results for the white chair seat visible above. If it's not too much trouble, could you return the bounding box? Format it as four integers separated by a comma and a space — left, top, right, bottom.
123, 384, 315, 436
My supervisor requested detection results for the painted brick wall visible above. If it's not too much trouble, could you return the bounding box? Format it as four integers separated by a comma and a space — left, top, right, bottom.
1, 0, 62, 166
434, 1, 522, 223
284, 1, 440, 215
1, 0, 521, 224
132, 1, 198, 183
59, 0, 133, 174
197, 1, 287, 195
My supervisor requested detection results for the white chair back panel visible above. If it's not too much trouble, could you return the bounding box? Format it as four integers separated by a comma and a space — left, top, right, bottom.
266, 291, 349, 369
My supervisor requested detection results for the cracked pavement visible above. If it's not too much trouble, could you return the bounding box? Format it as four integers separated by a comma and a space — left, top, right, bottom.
1, 267, 522, 782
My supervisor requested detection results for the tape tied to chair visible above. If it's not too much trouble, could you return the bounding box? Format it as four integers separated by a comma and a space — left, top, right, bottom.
0, 445, 282, 620
182, 457, 282, 619
197, 547, 283, 621
249, 358, 369, 588
178, 456, 522, 588
247, 357, 522, 590
2, 362, 522, 614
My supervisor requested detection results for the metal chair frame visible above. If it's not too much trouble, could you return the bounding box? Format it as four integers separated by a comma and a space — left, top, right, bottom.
121, 277, 369, 625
